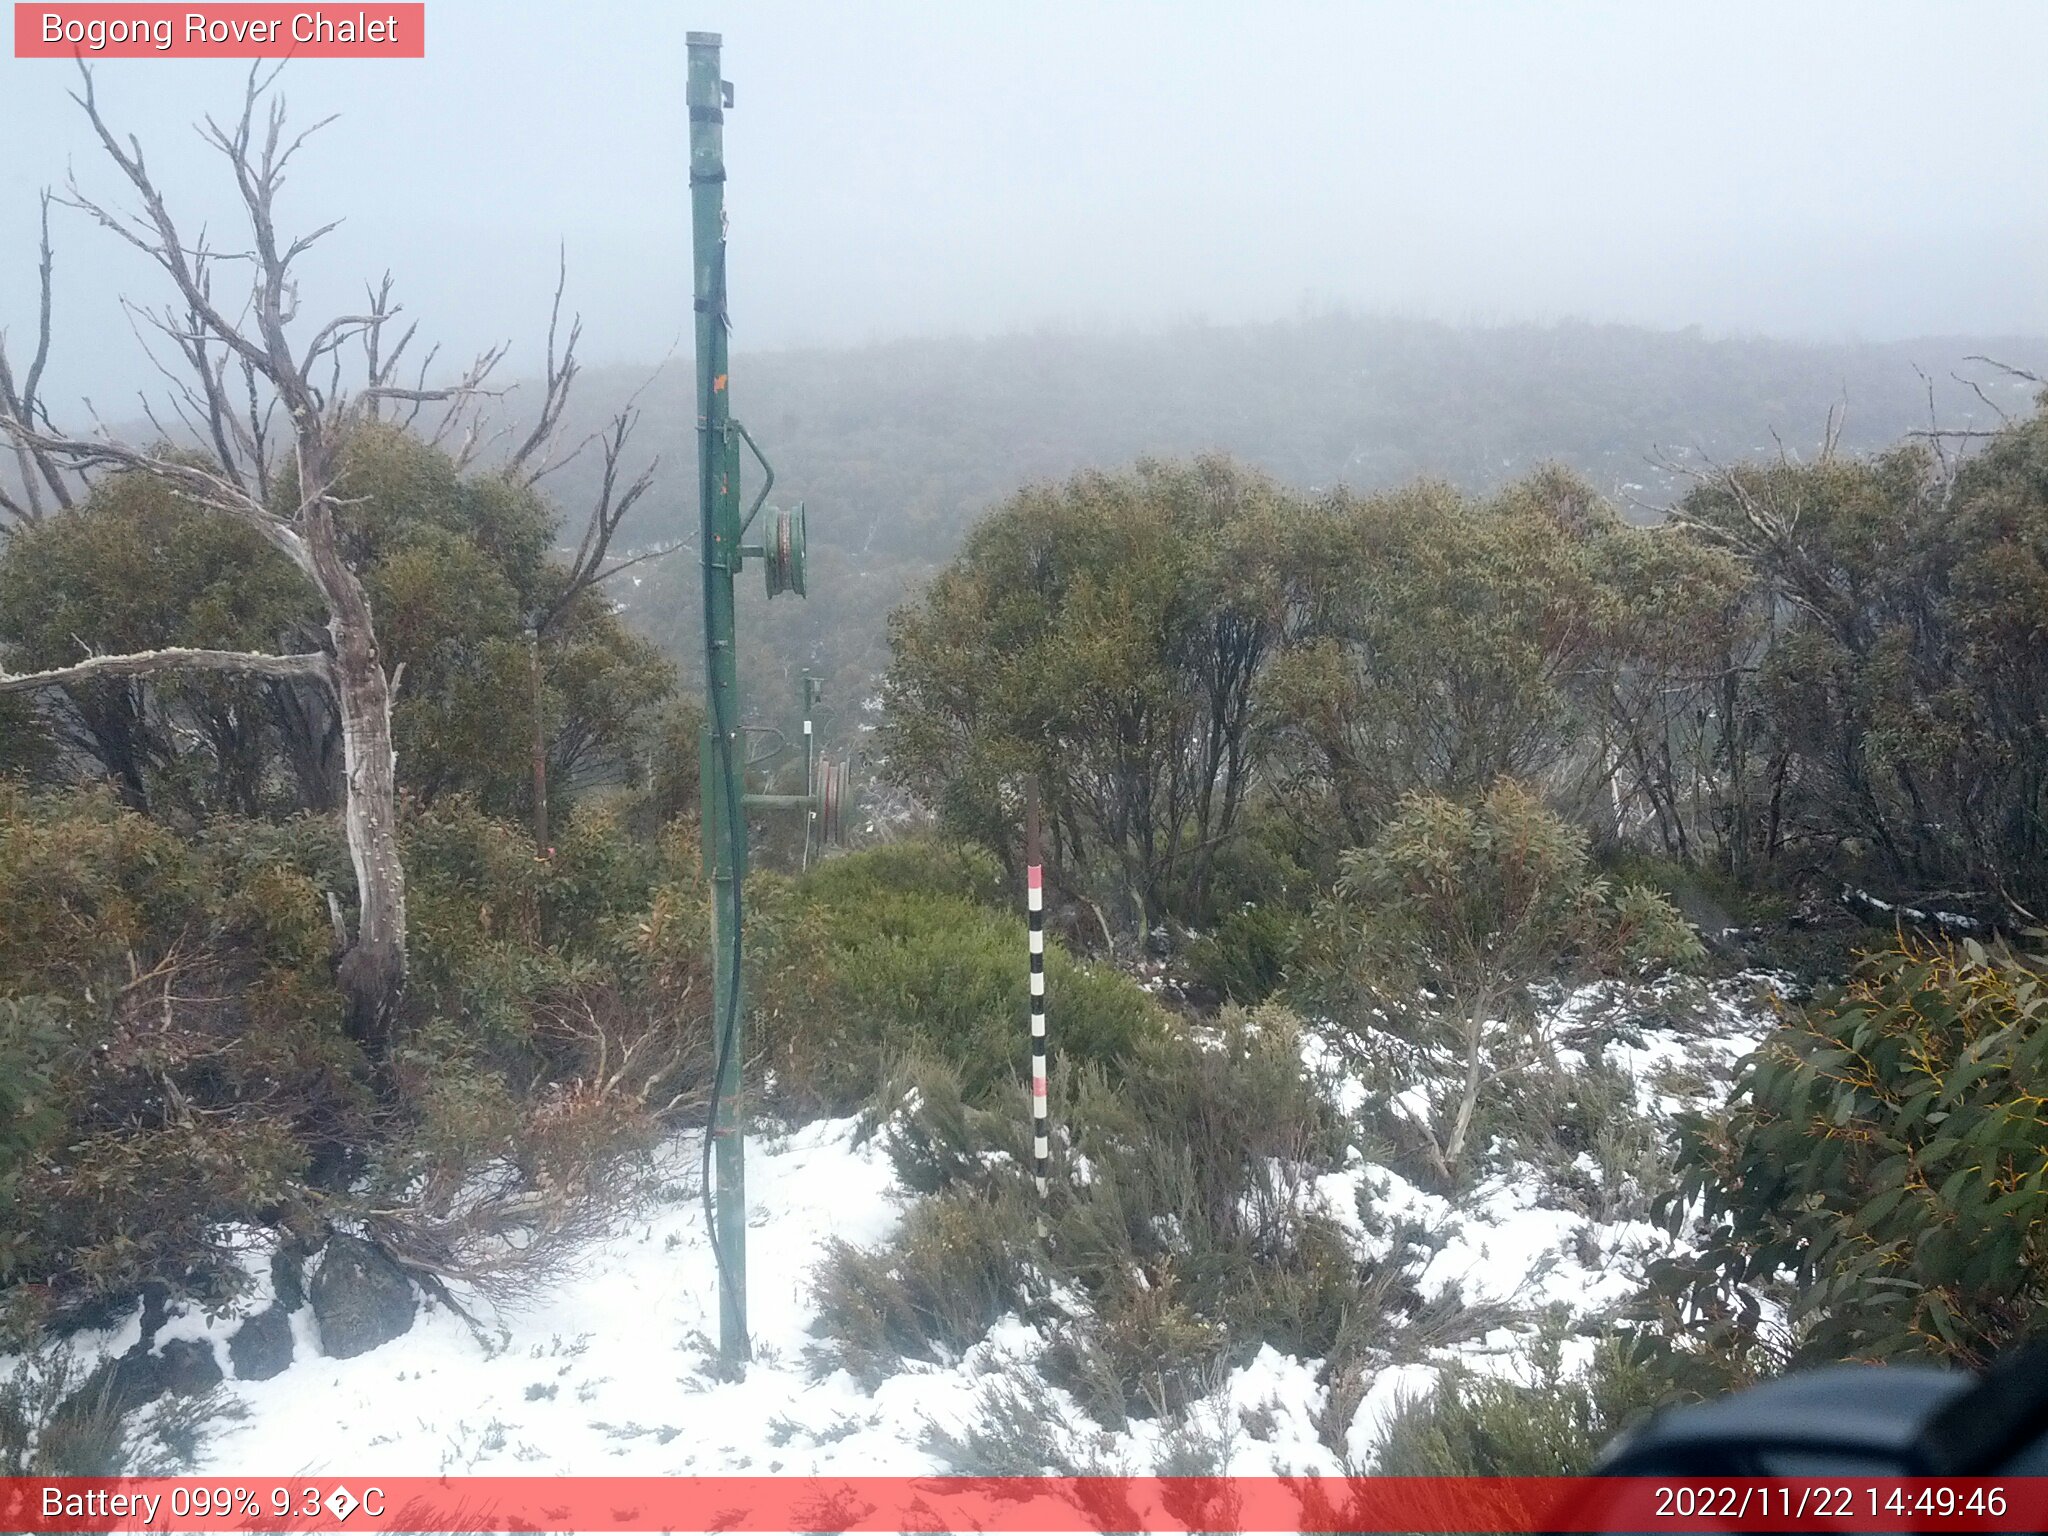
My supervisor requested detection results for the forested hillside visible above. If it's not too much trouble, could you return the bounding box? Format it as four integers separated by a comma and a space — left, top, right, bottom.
535, 316, 2048, 738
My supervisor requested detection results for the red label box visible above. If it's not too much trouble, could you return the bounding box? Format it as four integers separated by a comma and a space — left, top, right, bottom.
14, 4, 425, 57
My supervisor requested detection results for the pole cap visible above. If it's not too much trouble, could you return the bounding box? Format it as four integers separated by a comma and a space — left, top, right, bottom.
687, 31, 723, 46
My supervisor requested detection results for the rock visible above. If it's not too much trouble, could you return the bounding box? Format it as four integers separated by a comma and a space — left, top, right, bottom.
66, 1349, 165, 1421
154, 1337, 223, 1396
227, 1303, 294, 1380
270, 1247, 306, 1313
309, 1235, 416, 1359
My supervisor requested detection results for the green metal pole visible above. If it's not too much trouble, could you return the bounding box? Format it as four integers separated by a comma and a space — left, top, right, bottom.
688, 29, 750, 1371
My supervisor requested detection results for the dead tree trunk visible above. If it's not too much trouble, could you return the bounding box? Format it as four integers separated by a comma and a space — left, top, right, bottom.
308, 502, 408, 1055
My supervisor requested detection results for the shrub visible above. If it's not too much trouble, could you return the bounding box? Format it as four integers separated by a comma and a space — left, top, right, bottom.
2, 1351, 128, 1476
797, 838, 1007, 909
362, 803, 710, 1306
0, 783, 712, 1331
809, 1184, 1039, 1386
813, 1004, 1435, 1430
0, 1347, 236, 1475
0, 789, 360, 1324
752, 845, 1163, 1113
1080, 1012, 1434, 1393
1649, 937, 2048, 1370
1185, 906, 1297, 1004
1044, 1279, 1229, 1425
1298, 780, 1702, 1190
1372, 1322, 1679, 1476
873, 1055, 1024, 1197
1194, 806, 1321, 920
923, 1366, 1109, 1476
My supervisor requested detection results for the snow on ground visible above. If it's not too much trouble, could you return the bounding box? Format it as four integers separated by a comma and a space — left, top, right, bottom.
73, 978, 1777, 1480
185, 1117, 938, 1479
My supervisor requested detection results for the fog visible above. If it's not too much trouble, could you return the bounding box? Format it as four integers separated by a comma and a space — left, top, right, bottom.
4, 0, 2047, 405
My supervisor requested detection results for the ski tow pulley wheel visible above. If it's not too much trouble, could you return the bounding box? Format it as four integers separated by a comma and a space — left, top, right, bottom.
764, 501, 807, 599
818, 756, 848, 846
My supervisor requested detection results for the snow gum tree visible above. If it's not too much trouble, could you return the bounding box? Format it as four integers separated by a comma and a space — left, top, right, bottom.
0, 67, 664, 1080
1303, 779, 1702, 1190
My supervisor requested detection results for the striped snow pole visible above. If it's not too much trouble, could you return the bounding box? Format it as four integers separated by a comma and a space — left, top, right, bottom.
1026, 776, 1049, 1201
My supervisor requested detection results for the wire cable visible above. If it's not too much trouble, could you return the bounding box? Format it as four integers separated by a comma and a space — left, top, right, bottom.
698, 230, 749, 1364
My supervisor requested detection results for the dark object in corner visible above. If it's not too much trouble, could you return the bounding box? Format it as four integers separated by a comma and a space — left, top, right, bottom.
1594, 1341, 2048, 1477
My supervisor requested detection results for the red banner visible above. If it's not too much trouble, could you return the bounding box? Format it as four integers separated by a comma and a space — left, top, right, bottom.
3, 1476, 2045, 1532
13, 4, 424, 57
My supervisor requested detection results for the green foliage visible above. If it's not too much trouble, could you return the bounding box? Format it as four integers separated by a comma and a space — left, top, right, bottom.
0, 470, 314, 817
812, 1006, 1442, 1426
328, 425, 675, 820
873, 1054, 1024, 1198
0, 786, 357, 1321
1649, 937, 2048, 1370
1185, 906, 1297, 1004
877, 453, 1747, 937
798, 838, 1006, 909
880, 457, 1287, 932
581, 318, 2025, 790
810, 1185, 1037, 1387
1197, 805, 1322, 919
0, 782, 712, 1331
1674, 415, 2048, 910
1261, 474, 1620, 850
1300, 781, 1702, 1189
1046, 1010, 1415, 1420
752, 843, 1162, 1113
1373, 1324, 1680, 1475
0, 426, 674, 829
383, 799, 711, 1219
635, 696, 706, 831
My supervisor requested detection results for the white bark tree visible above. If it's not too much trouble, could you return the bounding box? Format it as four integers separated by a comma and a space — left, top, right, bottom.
0, 65, 516, 1073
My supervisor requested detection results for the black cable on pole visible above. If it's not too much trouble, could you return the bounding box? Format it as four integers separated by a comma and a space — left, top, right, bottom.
700, 584, 748, 1361
697, 228, 749, 1362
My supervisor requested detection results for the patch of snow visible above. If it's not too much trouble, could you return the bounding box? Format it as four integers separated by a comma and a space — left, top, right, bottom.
45, 980, 1775, 1485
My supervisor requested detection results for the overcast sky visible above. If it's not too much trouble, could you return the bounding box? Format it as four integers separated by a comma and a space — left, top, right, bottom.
4, 0, 2046, 405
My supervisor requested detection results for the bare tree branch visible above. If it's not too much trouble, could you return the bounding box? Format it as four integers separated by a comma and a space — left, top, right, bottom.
506, 243, 582, 479
0, 65, 634, 1063
532, 405, 671, 633
0, 189, 76, 524
0, 647, 331, 695
1965, 354, 2046, 387
0, 418, 317, 579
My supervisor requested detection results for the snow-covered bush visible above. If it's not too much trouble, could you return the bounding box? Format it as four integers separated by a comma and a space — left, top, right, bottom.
1299, 780, 1702, 1191
1372, 1321, 1675, 1475
812, 1004, 1443, 1428
0, 1345, 235, 1476
809, 1184, 1038, 1386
